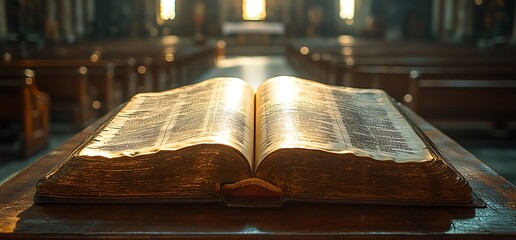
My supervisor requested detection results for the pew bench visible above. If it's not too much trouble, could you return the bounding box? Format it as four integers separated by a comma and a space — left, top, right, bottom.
408, 69, 516, 131
0, 60, 125, 129
31, 67, 96, 128
0, 70, 49, 157
4, 37, 218, 94
327, 56, 516, 102
286, 38, 516, 85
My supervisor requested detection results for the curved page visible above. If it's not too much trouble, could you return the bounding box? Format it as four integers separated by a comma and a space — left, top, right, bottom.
80, 78, 255, 165
255, 76, 432, 169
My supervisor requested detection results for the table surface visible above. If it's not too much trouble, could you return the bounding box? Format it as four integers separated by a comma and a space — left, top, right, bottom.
0, 106, 515, 239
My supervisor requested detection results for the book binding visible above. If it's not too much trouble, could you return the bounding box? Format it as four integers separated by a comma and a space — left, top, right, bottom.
220, 178, 285, 207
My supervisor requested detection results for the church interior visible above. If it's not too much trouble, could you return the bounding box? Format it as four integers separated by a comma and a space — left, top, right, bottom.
0, 0, 515, 187
0, 0, 516, 238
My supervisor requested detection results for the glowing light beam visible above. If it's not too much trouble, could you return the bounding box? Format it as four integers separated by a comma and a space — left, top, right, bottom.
243, 0, 266, 21
340, 0, 355, 24
160, 0, 176, 21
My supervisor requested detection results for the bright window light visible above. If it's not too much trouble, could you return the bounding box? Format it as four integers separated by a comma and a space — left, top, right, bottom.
340, 0, 355, 24
243, 0, 266, 21
160, 0, 176, 21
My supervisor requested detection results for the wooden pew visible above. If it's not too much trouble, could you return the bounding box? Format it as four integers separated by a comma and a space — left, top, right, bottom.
335, 59, 514, 97
90, 43, 217, 89
3, 38, 217, 123
83, 38, 218, 86
286, 38, 516, 84
5, 45, 152, 95
4, 49, 139, 103
330, 56, 516, 102
286, 38, 516, 132
0, 69, 50, 157
289, 36, 516, 57
407, 68, 516, 130
0, 59, 127, 128
12, 40, 217, 91
49, 37, 217, 89
326, 62, 516, 130
31, 66, 95, 128
83, 64, 121, 116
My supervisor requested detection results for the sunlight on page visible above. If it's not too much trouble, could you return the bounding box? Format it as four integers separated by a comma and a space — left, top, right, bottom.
80, 78, 255, 162
266, 79, 299, 144
210, 79, 255, 148
255, 76, 432, 165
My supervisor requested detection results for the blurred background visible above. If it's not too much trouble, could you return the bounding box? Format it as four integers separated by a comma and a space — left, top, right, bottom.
1, 0, 514, 45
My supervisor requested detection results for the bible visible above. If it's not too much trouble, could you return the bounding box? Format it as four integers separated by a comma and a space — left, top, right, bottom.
35, 76, 475, 207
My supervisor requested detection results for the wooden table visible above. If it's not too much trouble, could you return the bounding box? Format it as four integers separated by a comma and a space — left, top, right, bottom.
1, 106, 515, 239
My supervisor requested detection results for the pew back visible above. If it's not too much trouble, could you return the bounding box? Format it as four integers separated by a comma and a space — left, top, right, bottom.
0, 70, 50, 157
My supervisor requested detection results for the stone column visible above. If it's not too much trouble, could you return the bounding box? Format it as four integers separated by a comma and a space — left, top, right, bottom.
60, 0, 74, 42
431, 0, 442, 38
453, 0, 473, 41
45, 0, 59, 42
512, 3, 516, 43
0, 0, 7, 38
75, 0, 85, 39
442, 0, 456, 41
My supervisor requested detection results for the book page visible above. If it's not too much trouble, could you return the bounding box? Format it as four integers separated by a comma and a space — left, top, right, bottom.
80, 78, 255, 164
255, 76, 432, 168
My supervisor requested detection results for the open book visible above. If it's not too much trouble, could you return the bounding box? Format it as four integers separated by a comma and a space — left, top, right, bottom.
35, 76, 473, 207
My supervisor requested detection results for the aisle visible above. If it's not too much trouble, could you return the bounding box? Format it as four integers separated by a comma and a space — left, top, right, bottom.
195, 56, 302, 90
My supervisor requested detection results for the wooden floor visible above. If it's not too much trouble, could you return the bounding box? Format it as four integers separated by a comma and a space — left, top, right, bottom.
1, 55, 515, 185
